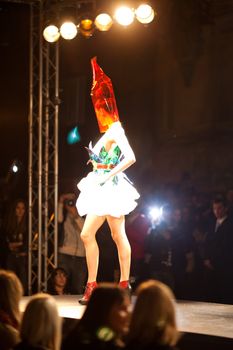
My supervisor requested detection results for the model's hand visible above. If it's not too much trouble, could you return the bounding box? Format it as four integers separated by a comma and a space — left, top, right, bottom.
97, 173, 110, 186
87, 159, 98, 169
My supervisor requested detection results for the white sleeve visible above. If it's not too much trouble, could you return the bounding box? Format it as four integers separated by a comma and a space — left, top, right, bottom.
110, 123, 135, 161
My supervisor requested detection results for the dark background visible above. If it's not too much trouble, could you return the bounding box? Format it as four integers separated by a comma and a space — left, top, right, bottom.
1, 0, 233, 202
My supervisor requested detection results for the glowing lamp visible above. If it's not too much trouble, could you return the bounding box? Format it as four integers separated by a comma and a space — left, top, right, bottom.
135, 4, 155, 24
60, 21, 77, 40
12, 165, 19, 173
149, 206, 163, 221
10, 160, 21, 174
95, 13, 113, 31
43, 25, 60, 43
79, 17, 95, 38
114, 6, 135, 26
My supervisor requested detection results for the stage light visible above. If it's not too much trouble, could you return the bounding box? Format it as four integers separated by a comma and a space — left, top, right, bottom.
43, 24, 60, 43
12, 165, 18, 173
10, 160, 21, 174
135, 4, 155, 24
78, 16, 95, 38
60, 21, 77, 40
149, 206, 163, 222
43, 3, 156, 42
114, 6, 135, 26
94, 13, 113, 31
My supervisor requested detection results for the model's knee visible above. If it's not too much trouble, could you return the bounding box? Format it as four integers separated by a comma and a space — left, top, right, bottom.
81, 230, 93, 244
111, 230, 120, 243
111, 230, 128, 244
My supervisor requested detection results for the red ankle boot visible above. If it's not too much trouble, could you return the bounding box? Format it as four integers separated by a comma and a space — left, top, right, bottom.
119, 280, 132, 292
79, 282, 97, 305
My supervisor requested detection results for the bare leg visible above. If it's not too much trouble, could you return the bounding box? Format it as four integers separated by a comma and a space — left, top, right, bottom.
81, 214, 106, 282
106, 215, 131, 282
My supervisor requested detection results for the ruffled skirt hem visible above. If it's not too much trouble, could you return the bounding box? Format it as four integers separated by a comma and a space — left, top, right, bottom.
76, 172, 140, 218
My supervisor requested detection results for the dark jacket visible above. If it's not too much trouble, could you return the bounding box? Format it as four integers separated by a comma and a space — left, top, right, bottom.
62, 325, 123, 350
204, 216, 233, 271
14, 340, 50, 350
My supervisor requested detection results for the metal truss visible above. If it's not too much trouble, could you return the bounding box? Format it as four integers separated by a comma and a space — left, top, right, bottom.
28, 0, 59, 294
5, 0, 97, 294
28, 0, 97, 294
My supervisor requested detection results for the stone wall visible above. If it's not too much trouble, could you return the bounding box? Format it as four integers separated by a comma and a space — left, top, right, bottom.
145, 0, 233, 191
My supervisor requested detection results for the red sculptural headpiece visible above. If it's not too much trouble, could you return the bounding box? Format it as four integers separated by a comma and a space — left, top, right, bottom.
91, 57, 120, 133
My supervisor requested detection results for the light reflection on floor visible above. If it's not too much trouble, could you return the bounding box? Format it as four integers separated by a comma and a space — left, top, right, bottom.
20, 296, 233, 339
20, 295, 85, 320
176, 300, 233, 339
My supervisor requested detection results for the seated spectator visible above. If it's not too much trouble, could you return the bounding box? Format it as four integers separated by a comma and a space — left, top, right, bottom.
3, 199, 28, 294
62, 283, 131, 350
126, 280, 180, 350
47, 267, 70, 295
0, 269, 23, 350
14, 293, 61, 350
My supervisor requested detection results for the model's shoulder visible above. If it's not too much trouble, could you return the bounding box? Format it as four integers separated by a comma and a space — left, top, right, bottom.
107, 122, 125, 138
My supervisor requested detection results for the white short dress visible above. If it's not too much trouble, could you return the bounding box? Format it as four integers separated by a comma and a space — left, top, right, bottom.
76, 123, 140, 218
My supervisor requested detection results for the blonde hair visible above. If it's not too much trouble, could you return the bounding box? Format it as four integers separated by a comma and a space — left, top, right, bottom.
128, 280, 180, 347
0, 269, 23, 327
20, 293, 61, 350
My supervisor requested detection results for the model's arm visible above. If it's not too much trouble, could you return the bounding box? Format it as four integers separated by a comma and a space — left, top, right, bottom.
109, 126, 135, 173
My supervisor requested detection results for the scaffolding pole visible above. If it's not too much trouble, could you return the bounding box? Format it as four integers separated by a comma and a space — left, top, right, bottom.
28, 0, 59, 294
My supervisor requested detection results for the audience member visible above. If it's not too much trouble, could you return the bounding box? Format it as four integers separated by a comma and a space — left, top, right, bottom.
203, 196, 233, 303
226, 188, 233, 220
145, 217, 194, 299
62, 283, 131, 350
145, 223, 175, 291
126, 204, 150, 288
169, 207, 194, 299
126, 279, 180, 350
47, 267, 70, 295
0, 221, 8, 269
3, 199, 28, 294
0, 194, 9, 268
188, 225, 207, 300
14, 293, 62, 350
58, 193, 87, 294
0, 269, 23, 350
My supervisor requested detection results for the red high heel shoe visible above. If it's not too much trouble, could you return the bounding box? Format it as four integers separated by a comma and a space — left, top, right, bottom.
79, 281, 97, 305
119, 280, 132, 292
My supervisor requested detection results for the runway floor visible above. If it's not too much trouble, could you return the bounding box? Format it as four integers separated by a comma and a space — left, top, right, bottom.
20, 295, 233, 340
